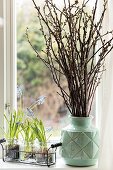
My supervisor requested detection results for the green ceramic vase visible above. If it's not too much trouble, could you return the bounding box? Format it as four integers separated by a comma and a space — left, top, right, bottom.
60, 116, 99, 166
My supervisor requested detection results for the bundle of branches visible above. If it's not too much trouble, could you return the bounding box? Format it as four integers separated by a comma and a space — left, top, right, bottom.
26, 0, 113, 117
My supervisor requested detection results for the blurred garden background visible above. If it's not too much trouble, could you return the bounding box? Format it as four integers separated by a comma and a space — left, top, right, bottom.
16, 0, 68, 134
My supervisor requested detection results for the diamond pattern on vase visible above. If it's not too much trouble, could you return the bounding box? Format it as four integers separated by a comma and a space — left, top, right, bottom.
92, 132, 99, 146
93, 150, 99, 159
62, 140, 81, 158
67, 131, 80, 139
84, 131, 94, 138
74, 150, 90, 159
74, 132, 91, 148
84, 132, 99, 147
61, 131, 99, 160
83, 141, 99, 158
61, 131, 80, 145
61, 131, 72, 144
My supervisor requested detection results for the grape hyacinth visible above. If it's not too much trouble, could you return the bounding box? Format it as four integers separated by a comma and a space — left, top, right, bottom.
26, 95, 46, 117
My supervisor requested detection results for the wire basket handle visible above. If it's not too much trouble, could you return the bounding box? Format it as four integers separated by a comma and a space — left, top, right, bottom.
51, 142, 62, 148
0, 138, 6, 144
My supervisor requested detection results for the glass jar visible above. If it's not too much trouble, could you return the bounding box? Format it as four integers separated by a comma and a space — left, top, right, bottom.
34, 141, 55, 166
5, 139, 20, 161
19, 141, 35, 162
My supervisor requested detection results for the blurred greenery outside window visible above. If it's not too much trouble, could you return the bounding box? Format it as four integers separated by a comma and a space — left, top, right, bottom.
16, 0, 69, 138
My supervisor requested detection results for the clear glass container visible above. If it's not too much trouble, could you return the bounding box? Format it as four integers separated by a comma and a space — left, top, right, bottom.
19, 141, 35, 162
5, 139, 20, 161
34, 141, 56, 165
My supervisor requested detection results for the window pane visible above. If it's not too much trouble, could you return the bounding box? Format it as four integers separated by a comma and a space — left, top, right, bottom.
16, 0, 69, 136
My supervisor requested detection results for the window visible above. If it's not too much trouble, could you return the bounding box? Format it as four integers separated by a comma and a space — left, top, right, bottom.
16, 0, 69, 136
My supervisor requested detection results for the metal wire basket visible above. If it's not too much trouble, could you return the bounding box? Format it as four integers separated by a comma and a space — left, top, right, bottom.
0, 138, 62, 167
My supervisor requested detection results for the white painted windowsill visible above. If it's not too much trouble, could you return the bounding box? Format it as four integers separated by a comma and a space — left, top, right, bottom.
0, 159, 98, 169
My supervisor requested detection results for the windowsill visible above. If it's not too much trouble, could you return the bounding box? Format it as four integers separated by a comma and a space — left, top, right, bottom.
0, 159, 98, 169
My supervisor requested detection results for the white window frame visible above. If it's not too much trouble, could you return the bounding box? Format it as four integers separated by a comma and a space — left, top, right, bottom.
4, 0, 17, 110
0, 0, 16, 158
3, 0, 17, 114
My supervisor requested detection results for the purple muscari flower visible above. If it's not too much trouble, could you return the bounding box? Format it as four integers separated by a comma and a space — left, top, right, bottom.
45, 126, 53, 132
17, 85, 24, 98
35, 95, 46, 105
26, 108, 34, 117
